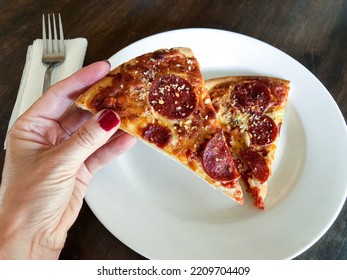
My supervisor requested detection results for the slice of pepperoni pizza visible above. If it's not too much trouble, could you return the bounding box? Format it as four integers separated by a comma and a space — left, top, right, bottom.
206, 76, 290, 209
76, 48, 243, 204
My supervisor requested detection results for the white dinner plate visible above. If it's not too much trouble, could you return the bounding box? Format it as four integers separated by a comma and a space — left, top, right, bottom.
85, 28, 347, 259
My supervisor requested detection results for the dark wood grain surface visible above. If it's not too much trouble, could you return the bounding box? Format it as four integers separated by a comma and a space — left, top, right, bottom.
0, 0, 346, 260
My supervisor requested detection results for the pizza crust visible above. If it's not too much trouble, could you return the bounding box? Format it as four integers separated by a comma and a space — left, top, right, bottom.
206, 75, 290, 90
76, 47, 194, 113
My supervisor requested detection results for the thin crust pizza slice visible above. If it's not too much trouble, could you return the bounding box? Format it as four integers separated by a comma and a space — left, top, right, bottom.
76, 48, 243, 204
206, 76, 290, 209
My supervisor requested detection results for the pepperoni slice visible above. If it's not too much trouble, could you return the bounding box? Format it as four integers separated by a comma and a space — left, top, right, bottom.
240, 148, 269, 183
202, 132, 238, 182
142, 123, 172, 148
248, 114, 278, 146
149, 74, 196, 119
233, 82, 271, 112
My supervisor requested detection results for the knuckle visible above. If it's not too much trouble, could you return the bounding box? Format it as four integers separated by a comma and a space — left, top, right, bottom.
76, 126, 99, 149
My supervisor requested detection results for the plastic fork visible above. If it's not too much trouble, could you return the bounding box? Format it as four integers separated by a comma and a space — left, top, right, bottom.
42, 13, 66, 93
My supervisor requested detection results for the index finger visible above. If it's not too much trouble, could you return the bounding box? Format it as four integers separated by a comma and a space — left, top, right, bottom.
26, 61, 110, 120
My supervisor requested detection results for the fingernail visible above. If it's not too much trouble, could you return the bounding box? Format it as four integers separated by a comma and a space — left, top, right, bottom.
104, 60, 111, 68
98, 110, 120, 131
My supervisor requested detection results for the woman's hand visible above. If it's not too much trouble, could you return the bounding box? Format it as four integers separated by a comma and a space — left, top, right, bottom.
0, 61, 136, 259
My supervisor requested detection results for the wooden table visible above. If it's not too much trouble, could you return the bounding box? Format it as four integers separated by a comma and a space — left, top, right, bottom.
1, 0, 346, 260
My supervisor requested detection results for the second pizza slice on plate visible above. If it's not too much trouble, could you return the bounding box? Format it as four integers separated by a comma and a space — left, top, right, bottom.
206, 76, 290, 209
76, 48, 243, 205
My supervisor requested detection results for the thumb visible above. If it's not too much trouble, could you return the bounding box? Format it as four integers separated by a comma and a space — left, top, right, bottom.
61, 109, 121, 165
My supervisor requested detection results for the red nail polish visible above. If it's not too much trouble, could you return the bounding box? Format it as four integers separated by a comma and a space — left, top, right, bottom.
98, 110, 120, 131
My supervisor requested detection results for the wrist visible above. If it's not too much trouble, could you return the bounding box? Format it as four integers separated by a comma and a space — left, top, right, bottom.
0, 209, 65, 259
0, 207, 26, 259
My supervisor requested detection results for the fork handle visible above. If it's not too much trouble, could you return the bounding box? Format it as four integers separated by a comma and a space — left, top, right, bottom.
43, 65, 53, 94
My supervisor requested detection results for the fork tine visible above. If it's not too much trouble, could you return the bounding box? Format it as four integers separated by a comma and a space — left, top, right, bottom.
47, 14, 52, 53
41, 13, 66, 93
52, 14, 58, 53
42, 14, 47, 54
58, 13, 65, 53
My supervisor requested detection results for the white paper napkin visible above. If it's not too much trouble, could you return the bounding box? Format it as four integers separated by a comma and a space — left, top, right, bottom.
5, 38, 88, 148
